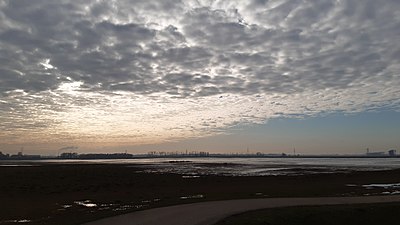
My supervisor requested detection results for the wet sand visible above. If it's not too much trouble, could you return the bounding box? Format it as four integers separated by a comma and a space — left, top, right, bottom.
1, 163, 400, 224
83, 196, 400, 225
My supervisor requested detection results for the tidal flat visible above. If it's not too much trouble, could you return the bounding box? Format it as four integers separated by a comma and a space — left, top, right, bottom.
1, 162, 400, 225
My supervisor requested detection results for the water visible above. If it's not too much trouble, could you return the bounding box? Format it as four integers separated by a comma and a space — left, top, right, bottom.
2, 157, 400, 176
137, 158, 400, 176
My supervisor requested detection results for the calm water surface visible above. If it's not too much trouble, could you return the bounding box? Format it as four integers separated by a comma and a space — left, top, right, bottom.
2, 157, 400, 176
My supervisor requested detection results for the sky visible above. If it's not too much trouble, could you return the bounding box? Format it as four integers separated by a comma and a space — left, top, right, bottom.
0, 0, 399, 155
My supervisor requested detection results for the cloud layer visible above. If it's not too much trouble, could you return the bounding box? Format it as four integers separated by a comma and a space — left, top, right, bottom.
1, 0, 399, 148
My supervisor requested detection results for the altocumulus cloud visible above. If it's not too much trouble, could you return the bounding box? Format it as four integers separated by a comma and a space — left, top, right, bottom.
0, 0, 399, 146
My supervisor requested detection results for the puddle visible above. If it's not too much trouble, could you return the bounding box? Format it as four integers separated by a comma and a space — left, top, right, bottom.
348, 183, 400, 195
57, 204, 73, 211
112, 204, 147, 211
182, 175, 200, 179
74, 200, 97, 208
362, 183, 400, 189
59, 200, 151, 212
180, 194, 204, 200
61, 204, 72, 208
0, 220, 31, 224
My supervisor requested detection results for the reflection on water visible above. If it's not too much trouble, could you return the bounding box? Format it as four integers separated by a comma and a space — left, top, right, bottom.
180, 194, 204, 200
140, 158, 400, 176
61, 204, 72, 209
347, 183, 400, 196
182, 175, 200, 178
362, 183, 400, 188
74, 200, 97, 208
0, 220, 31, 224
141, 163, 379, 177
5, 157, 399, 176
0, 165, 36, 167
112, 204, 147, 212
58, 199, 152, 213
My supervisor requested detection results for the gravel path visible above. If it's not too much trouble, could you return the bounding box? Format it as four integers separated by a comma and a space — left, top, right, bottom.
83, 195, 400, 225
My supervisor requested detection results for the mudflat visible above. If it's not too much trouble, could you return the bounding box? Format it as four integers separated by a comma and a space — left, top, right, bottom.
1, 162, 400, 225
83, 196, 400, 225
215, 202, 400, 225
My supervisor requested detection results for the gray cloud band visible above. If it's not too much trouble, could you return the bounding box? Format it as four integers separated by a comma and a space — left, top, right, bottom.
0, 0, 399, 143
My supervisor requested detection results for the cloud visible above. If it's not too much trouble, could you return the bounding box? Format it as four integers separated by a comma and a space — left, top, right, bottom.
0, 0, 399, 146
59, 146, 78, 151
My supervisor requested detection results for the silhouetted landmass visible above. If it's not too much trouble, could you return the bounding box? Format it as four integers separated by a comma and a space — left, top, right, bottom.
60, 152, 133, 159
0, 150, 399, 160
0, 151, 40, 160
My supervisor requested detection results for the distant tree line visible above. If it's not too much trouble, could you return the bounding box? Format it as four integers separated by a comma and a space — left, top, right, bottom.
60, 152, 133, 159
0, 151, 41, 159
0, 152, 9, 159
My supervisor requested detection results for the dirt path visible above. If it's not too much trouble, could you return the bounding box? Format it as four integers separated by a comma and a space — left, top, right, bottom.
83, 195, 400, 225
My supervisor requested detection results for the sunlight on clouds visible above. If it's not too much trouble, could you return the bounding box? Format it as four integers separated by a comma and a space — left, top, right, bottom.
1, 0, 400, 150
2, 79, 399, 146
40, 59, 56, 70
57, 81, 83, 93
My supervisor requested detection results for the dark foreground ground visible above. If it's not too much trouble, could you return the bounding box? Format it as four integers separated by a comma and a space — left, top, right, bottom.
1, 163, 400, 225
215, 202, 400, 225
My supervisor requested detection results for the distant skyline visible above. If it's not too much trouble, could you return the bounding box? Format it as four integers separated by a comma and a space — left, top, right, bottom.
1, 0, 400, 155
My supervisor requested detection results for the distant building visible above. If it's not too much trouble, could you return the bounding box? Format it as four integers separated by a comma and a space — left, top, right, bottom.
60, 152, 78, 159
256, 152, 263, 156
10, 153, 41, 159
0, 151, 8, 159
388, 149, 397, 156
366, 152, 386, 156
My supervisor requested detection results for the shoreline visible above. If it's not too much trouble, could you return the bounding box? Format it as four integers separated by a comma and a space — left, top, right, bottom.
1, 155, 400, 161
